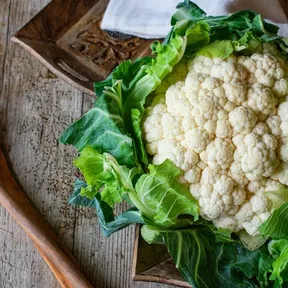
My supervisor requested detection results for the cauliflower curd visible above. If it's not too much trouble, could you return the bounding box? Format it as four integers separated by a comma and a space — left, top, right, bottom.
142, 49, 288, 236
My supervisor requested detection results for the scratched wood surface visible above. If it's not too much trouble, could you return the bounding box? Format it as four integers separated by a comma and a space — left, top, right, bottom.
0, 0, 173, 287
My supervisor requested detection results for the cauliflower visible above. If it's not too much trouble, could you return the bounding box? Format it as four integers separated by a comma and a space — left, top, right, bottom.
278, 101, 288, 136
278, 137, 288, 162
271, 162, 288, 185
215, 110, 233, 138
199, 167, 245, 219
229, 107, 257, 135
142, 51, 288, 236
200, 138, 234, 170
266, 115, 282, 137
182, 128, 212, 153
247, 84, 277, 116
240, 131, 279, 181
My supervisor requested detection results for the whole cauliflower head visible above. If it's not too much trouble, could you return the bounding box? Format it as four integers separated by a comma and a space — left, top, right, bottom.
142, 51, 288, 236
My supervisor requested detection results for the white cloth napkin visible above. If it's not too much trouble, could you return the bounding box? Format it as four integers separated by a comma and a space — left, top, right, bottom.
101, 0, 288, 38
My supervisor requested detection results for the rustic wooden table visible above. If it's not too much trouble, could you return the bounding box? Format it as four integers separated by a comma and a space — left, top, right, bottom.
0, 1, 174, 287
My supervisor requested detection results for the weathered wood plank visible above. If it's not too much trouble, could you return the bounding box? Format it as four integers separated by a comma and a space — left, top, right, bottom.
0, 0, 11, 138
0, 0, 82, 287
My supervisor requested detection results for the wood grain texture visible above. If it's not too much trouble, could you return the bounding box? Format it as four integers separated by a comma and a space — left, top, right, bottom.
0, 148, 93, 288
0, 0, 81, 287
12, 0, 154, 97
0, 0, 175, 287
6, 1, 288, 288
0, 0, 11, 139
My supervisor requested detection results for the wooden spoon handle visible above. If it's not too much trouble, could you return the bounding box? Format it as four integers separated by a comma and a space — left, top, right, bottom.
33, 241, 72, 288
0, 150, 94, 288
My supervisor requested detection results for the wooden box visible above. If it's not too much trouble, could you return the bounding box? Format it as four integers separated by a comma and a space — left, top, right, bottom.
132, 226, 190, 287
12, 0, 154, 96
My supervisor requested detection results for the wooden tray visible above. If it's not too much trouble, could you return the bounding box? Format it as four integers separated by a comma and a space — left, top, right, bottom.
11, 0, 155, 96
132, 226, 191, 287
13, 1, 288, 287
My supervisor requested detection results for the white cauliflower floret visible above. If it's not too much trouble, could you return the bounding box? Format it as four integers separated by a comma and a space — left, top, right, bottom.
197, 161, 207, 170
182, 114, 197, 132
182, 128, 212, 153
201, 138, 234, 170
211, 58, 247, 83
278, 101, 288, 122
252, 53, 285, 84
241, 132, 279, 181
232, 134, 245, 147
232, 187, 246, 205
199, 175, 233, 219
224, 101, 236, 112
184, 167, 201, 184
166, 81, 191, 117
146, 142, 158, 155
263, 134, 278, 150
192, 93, 219, 131
238, 56, 257, 84
213, 215, 238, 231
252, 122, 270, 136
236, 202, 254, 222
200, 166, 219, 185
278, 101, 288, 136
271, 161, 288, 185
266, 115, 282, 137
161, 113, 183, 141
188, 56, 214, 75
142, 103, 166, 142
189, 183, 201, 199
265, 179, 284, 192
153, 139, 198, 172
229, 107, 257, 135
250, 194, 270, 214
202, 77, 222, 92
183, 71, 205, 94
198, 168, 245, 220
247, 178, 284, 195
247, 178, 267, 194
247, 83, 277, 116
273, 78, 288, 98
215, 110, 232, 138
242, 215, 263, 236
223, 82, 246, 105
229, 162, 249, 187
142, 51, 288, 236
216, 119, 232, 138
235, 193, 272, 236
278, 137, 288, 162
